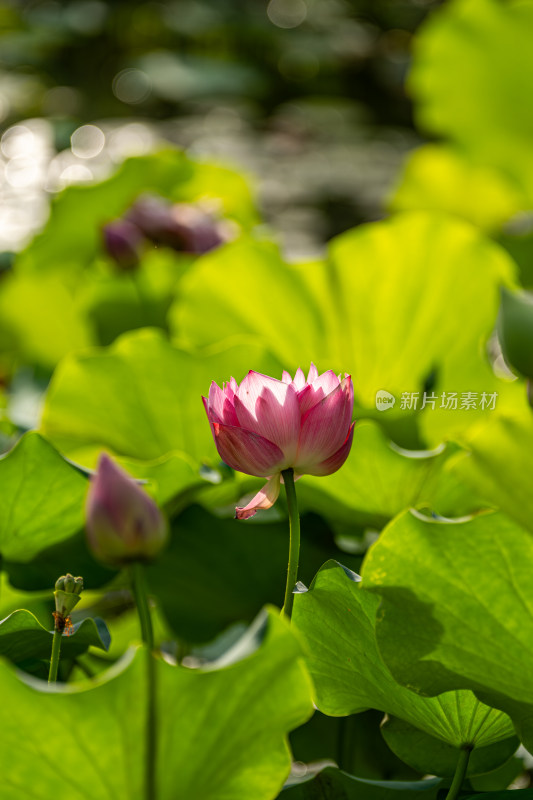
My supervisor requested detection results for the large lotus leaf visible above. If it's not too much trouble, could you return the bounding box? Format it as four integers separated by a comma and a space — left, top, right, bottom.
292, 561, 516, 777
389, 144, 525, 231
409, 0, 533, 201
282, 768, 443, 799
362, 510, 533, 751
296, 420, 480, 527
40, 328, 282, 464
451, 398, 533, 536
0, 608, 110, 663
0, 431, 88, 561
147, 504, 356, 644
0, 608, 313, 800
172, 213, 515, 432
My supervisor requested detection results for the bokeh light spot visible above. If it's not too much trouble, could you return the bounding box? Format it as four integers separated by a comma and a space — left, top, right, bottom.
59, 164, 94, 184
1, 126, 35, 159
267, 0, 307, 29
112, 69, 152, 105
5, 157, 41, 188
71, 124, 105, 158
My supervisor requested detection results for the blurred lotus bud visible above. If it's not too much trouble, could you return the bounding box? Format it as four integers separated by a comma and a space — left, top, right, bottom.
54, 574, 83, 617
85, 453, 168, 566
102, 219, 143, 270
172, 203, 229, 253
498, 287, 533, 380
126, 195, 228, 254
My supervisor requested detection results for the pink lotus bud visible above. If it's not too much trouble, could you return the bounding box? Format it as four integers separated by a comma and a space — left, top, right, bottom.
126, 195, 227, 254
202, 365, 354, 519
102, 219, 143, 271
85, 453, 168, 566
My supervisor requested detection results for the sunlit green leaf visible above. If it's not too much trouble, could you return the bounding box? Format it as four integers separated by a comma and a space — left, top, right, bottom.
362, 510, 533, 751
0, 608, 313, 800
292, 560, 516, 776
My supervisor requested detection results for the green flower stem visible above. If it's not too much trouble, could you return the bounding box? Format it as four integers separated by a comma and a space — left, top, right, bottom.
281, 468, 301, 620
130, 562, 155, 649
130, 562, 157, 800
445, 746, 472, 800
48, 627, 63, 683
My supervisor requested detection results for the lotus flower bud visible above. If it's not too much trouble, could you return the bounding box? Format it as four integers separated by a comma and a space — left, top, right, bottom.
85, 453, 168, 566
102, 219, 143, 271
168, 203, 227, 253
498, 287, 533, 380
54, 574, 83, 618
203, 364, 354, 519
126, 195, 226, 254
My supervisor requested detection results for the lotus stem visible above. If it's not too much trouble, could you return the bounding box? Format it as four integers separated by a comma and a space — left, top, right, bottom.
281, 467, 301, 619
130, 562, 157, 800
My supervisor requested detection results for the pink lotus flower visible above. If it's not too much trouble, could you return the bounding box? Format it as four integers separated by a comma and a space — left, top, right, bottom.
85, 453, 168, 565
203, 365, 354, 519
